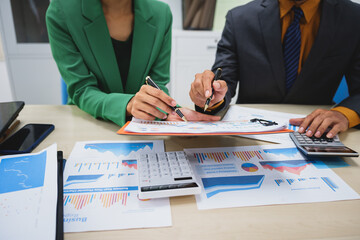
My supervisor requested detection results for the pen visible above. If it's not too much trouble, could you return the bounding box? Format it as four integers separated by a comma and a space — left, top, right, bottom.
145, 76, 188, 122
204, 68, 222, 112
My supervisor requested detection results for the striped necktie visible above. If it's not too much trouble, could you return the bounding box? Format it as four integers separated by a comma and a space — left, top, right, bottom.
283, 7, 304, 91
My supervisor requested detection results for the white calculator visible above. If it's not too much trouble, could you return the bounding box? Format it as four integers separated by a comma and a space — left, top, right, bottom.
137, 151, 201, 199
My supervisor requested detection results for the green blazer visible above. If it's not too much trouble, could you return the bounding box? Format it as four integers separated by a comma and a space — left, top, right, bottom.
46, 0, 172, 126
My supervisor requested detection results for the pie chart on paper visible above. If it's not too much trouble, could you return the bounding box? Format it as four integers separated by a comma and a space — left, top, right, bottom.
241, 163, 259, 172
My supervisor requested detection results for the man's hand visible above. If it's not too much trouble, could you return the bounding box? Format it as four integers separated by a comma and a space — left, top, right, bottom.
289, 109, 349, 138
166, 107, 221, 122
126, 85, 177, 120
189, 70, 228, 108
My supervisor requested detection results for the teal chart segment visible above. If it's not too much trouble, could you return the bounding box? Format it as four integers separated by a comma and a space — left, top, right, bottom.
202, 175, 265, 198
263, 147, 300, 158
0, 151, 47, 194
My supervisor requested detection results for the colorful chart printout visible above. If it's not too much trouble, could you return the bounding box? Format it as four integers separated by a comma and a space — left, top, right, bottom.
184, 144, 359, 210
63, 140, 171, 232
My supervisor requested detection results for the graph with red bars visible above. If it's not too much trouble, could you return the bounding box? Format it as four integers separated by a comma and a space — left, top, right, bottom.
63, 192, 130, 210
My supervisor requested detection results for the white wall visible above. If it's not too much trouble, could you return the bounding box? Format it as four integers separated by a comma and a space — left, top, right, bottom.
0, 28, 14, 102
158, 0, 182, 30
0, 34, 4, 61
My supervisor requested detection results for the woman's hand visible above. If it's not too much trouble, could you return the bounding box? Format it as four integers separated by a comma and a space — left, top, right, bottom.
166, 107, 221, 122
126, 85, 177, 120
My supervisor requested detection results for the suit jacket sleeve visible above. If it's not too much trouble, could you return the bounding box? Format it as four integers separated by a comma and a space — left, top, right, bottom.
210, 10, 239, 114
340, 41, 360, 116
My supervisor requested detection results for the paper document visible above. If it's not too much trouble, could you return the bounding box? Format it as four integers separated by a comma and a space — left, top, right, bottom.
63, 140, 172, 232
0, 144, 58, 240
184, 144, 359, 210
123, 117, 287, 134
240, 133, 295, 144
222, 106, 306, 143
222, 105, 304, 131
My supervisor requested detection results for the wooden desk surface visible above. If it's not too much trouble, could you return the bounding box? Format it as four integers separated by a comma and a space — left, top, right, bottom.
18, 104, 360, 240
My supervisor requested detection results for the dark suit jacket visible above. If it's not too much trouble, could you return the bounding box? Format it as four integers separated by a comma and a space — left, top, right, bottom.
212, 0, 360, 115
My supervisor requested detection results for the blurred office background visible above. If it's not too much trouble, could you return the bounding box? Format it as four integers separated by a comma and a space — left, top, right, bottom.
1, 0, 359, 106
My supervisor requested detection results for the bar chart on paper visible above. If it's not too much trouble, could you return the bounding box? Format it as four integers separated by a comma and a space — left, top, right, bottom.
194, 150, 264, 163
185, 144, 360, 210
63, 140, 171, 233
63, 192, 131, 210
74, 159, 138, 173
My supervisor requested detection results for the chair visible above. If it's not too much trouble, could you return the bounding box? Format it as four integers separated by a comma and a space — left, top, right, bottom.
61, 77, 68, 105
332, 77, 349, 104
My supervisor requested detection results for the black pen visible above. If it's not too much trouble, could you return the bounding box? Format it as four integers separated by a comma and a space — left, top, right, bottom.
204, 68, 222, 112
145, 76, 188, 122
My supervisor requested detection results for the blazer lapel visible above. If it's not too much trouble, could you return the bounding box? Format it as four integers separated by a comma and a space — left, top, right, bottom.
286, 0, 339, 99
125, 0, 156, 94
258, 0, 286, 96
82, 0, 123, 93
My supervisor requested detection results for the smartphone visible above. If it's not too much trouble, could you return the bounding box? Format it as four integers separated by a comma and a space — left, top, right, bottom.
0, 124, 54, 155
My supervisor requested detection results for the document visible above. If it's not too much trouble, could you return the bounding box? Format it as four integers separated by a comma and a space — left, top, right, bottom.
63, 140, 171, 232
240, 133, 295, 144
222, 105, 305, 144
121, 117, 288, 135
222, 105, 304, 130
0, 144, 58, 240
184, 144, 359, 210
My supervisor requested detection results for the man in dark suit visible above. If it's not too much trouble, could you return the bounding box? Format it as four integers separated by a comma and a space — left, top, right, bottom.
189, 0, 360, 138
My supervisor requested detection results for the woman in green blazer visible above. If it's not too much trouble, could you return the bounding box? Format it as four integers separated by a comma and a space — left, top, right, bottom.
46, 0, 218, 126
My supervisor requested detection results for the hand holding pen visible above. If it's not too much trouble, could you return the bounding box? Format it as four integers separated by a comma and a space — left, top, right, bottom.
126, 77, 184, 121
145, 76, 187, 122
189, 68, 227, 112
204, 68, 222, 111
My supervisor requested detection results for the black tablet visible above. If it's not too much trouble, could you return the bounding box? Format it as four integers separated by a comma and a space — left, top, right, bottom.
0, 101, 25, 138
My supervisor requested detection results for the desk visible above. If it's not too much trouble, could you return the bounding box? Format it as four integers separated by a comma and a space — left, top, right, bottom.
18, 104, 360, 240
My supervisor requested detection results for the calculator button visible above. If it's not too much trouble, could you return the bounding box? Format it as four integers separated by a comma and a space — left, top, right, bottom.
167, 152, 176, 158
158, 153, 166, 158
150, 186, 160, 191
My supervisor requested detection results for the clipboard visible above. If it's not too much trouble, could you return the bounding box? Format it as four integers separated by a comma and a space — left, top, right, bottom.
117, 121, 293, 136
56, 151, 64, 240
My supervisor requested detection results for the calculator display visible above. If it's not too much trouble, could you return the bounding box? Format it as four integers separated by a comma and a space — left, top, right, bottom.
303, 146, 358, 154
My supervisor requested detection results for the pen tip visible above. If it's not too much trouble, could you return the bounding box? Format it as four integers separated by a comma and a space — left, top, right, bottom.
182, 116, 188, 122
204, 104, 209, 112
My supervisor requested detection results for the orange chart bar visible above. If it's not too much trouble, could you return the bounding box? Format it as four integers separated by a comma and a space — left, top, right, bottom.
64, 192, 131, 210
63, 194, 96, 210
99, 192, 129, 208
194, 152, 230, 163
232, 151, 264, 161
